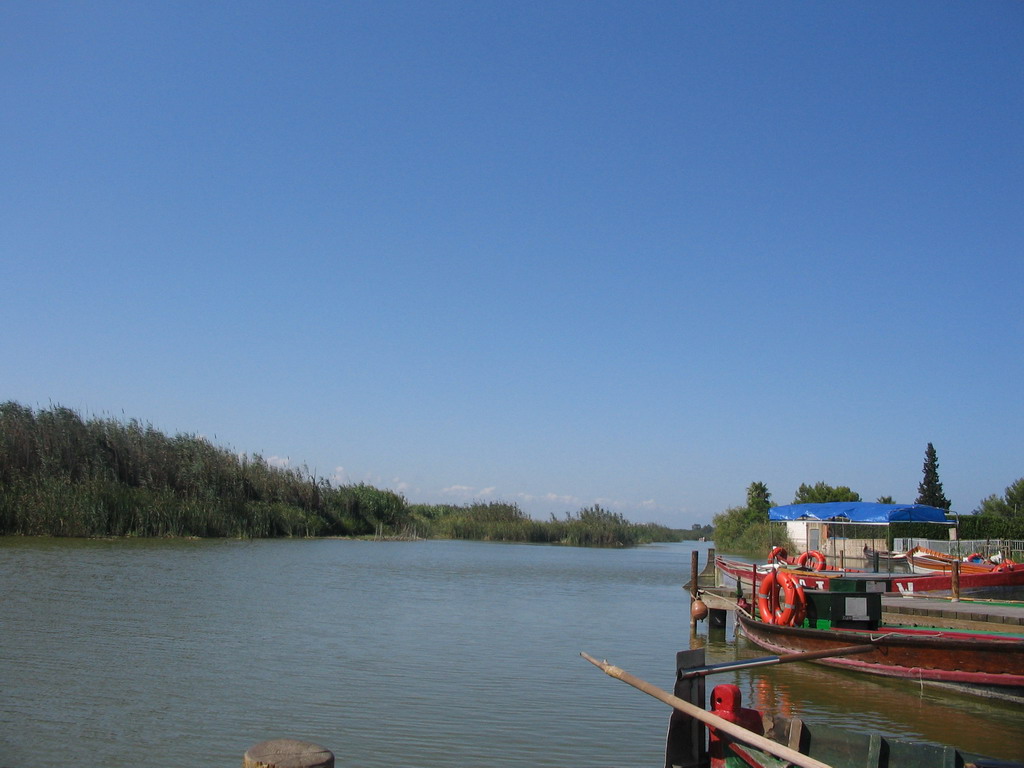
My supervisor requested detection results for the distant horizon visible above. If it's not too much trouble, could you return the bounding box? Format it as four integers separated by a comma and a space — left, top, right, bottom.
4, 399, 999, 528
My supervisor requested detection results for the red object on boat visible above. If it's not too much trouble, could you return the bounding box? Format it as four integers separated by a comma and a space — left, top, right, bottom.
756, 570, 806, 626
707, 684, 763, 768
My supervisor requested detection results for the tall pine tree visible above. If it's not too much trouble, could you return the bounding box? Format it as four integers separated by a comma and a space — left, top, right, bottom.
916, 443, 952, 510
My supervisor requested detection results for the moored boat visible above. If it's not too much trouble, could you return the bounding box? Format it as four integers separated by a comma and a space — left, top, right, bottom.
907, 545, 1017, 575
861, 544, 910, 568
586, 650, 1024, 768
694, 682, 1024, 767
716, 551, 1024, 596
716, 555, 897, 593
735, 584, 1024, 701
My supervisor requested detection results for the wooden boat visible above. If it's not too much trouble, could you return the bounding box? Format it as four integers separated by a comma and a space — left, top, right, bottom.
907, 546, 1015, 575
716, 555, 894, 593
693, 684, 1024, 768
716, 553, 1024, 596
586, 651, 1024, 768
861, 545, 909, 567
735, 587, 1024, 700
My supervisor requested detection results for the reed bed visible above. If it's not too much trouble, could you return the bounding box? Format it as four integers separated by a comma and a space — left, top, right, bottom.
0, 402, 683, 546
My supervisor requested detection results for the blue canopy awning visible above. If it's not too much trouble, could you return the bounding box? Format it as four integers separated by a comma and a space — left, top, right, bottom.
768, 502, 952, 524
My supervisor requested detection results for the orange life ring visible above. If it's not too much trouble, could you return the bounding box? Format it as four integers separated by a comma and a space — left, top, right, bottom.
757, 570, 806, 626
994, 562, 1016, 573
768, 546, 788, 564
966, 552, 984, 563
797, 550, 827, 571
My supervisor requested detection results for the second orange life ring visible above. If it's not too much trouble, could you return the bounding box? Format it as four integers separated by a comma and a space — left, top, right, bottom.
797, 550, 827, 571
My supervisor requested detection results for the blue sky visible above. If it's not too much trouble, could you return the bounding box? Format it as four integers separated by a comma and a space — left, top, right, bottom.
3, 2, 1022, 527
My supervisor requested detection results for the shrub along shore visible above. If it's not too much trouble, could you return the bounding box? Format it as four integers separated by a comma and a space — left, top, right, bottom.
0, 402, 683, 547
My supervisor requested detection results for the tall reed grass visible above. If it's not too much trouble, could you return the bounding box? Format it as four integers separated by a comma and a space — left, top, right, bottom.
0, 402, 683, 546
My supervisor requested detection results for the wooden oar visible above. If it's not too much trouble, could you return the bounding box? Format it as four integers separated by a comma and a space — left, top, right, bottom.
678, 643, 876, 679
580, 652, 836, 768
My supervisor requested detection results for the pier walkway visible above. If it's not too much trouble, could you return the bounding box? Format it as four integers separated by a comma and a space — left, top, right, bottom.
881, 595, 1024, 631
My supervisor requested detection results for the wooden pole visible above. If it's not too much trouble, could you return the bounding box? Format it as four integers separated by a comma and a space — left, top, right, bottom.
666, 648, 707, 768
951, 559, 960, 603
690, 550, 700, 628
581, 653, 835, 768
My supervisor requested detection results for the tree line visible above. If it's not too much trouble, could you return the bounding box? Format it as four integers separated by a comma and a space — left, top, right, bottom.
712, 443, 1024, 554
0, 402, 681, 546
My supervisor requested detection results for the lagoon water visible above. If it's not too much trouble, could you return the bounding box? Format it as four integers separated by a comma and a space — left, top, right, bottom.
1, 538, 1022, 766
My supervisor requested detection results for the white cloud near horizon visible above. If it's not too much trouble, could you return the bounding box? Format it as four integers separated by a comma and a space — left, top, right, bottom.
441, 484, 475, 497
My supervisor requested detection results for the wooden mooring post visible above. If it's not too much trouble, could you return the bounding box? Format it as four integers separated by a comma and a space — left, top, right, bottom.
951, 559, 960, 603
665, 648, 708, 768
243, 739, 334, 768
689, 550, 710, 627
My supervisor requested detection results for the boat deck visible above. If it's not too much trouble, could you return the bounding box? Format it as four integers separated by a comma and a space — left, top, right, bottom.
882, 595, 1024, 631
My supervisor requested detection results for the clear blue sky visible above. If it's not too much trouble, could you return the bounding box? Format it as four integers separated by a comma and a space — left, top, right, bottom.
3, 2, 1022, 527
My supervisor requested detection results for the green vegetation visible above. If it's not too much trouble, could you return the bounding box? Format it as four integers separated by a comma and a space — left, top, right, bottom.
411, 501, 681, 546
895, 491, 1024, 539
711, 481, 794, 555
975, 478, 1024, 519
792, 482, 860, 504
916, 442, 952, 510
0, 402, 683, 546
714, 464, 1024, 554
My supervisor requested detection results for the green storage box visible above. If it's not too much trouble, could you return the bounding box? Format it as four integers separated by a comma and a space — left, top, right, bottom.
804, 590, 881, 630
828, 577, 889, 593
828, 578, 866, 593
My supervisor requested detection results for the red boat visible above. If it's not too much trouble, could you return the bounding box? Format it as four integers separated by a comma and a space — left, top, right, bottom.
733, 572, 1024, 700
716, 553, 1024, 595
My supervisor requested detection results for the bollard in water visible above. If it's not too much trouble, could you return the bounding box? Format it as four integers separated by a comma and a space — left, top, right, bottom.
689, 550, 700, 628
243, 739, 334, 768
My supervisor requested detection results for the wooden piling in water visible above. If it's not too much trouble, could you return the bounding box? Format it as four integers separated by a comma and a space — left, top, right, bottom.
689, 551, 700, 628
665, 648, 708, 768
243, 739, 334, 768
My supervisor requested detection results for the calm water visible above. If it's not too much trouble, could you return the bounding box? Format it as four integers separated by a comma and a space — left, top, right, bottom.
1, 538, 1021, 766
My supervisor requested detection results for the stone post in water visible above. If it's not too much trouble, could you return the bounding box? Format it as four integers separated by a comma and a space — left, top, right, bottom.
243, 739, 334, 768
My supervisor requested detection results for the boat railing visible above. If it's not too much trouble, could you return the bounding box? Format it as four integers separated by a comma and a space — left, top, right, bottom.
893, 538, 1024, 559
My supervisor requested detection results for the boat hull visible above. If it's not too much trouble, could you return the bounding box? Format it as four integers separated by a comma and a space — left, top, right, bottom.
736, 610, 1024, 693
